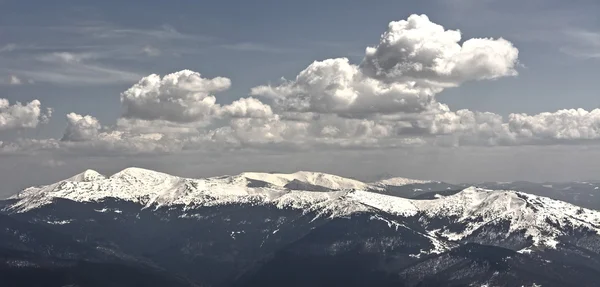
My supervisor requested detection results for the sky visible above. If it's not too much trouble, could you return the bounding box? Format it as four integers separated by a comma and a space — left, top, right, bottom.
2, 0, 600, 195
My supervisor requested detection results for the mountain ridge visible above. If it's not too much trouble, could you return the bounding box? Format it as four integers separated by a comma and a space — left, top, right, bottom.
7, 167, 600, 251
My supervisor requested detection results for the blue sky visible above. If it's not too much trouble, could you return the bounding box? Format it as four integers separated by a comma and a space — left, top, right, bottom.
1, 0, 600, 193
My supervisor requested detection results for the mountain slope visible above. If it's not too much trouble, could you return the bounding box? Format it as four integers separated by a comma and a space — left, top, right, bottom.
0, 213, 197, 287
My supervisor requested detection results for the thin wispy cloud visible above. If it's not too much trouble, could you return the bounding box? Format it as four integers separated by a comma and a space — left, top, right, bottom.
37, 52, 99, 63
12, 62, 141, 86
220, 42, 296, 54
0, 75, 22, 86
96, 26, 210, 42
561, 29, 600, 59
0, 51, 141, 86
141, 46, 161, 57
44, 22, 214, 43
0, 22, 210, 86
0, 44, 17, 53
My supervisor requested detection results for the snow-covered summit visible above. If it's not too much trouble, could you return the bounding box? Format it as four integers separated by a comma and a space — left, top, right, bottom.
237, 171, 432, 191
413, 187, 600, 247
109, 167, 171, 179
239, 171, 368, 190
370, 176, 432, 187
66, 169, 106, 182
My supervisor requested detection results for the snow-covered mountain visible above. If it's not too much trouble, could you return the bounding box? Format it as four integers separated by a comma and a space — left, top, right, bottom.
9, 168, 365, 214
369, 176, 432, 187
10, 167, 423, 211
468, 180, 600, 210
9, 168, 436, 209
8, 167, 600, 250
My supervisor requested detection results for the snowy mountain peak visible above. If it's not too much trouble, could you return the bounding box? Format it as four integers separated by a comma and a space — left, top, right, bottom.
371, 176, 432, 187
66, 169, 105, 182
109, 167, 174, 180
238, 171, 368, 190
413, 187, 600, 248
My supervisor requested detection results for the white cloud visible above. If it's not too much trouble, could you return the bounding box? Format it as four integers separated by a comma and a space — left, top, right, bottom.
251, 15, 518, 120
0, 99, 52, 131
61, 113, 102, 142
38, 52, 96, 64
142, 46, 161, 57
8, 75, 22, 85
120, 70, 231, 123
360, 14, 518, 86
87, 24, 207, 42
220, 42, 295, 53
219, 97, 274, 119
0, 75, 29, 86
561, 29, 600, 59
409, 108, 600, 146
0, 44, 17, 53
8, 51, 142, 86
508, 109, 600, 141
251, 58, 440, 118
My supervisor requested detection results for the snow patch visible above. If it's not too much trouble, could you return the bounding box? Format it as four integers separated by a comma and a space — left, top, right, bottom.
46, 219, 73, 225
230, 230, 245, 239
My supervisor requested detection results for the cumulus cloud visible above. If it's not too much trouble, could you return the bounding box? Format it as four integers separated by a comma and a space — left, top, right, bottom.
409, 108, 600, 146
251, 58, 439, 118
0, 99, 52, 131
251, 15, 518, 120
361, 14, 518, 86
120, 70, 231, 123
507, 109, 600, 141
61, 113, 102, 142
219, 97, 274, 119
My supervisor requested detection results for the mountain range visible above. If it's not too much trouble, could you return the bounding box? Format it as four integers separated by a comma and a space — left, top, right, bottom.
2, 167, 600, 286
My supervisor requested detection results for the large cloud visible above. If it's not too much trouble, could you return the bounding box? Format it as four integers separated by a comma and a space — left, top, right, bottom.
61, 113, 102, 142
121, 70, 231, 123
413, 108, 600, 146
508, 109, 600, 141
360, 14, 519, 86
251, 14, 518, 119
0, 99, 51, 131
251, 58, 439, 118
